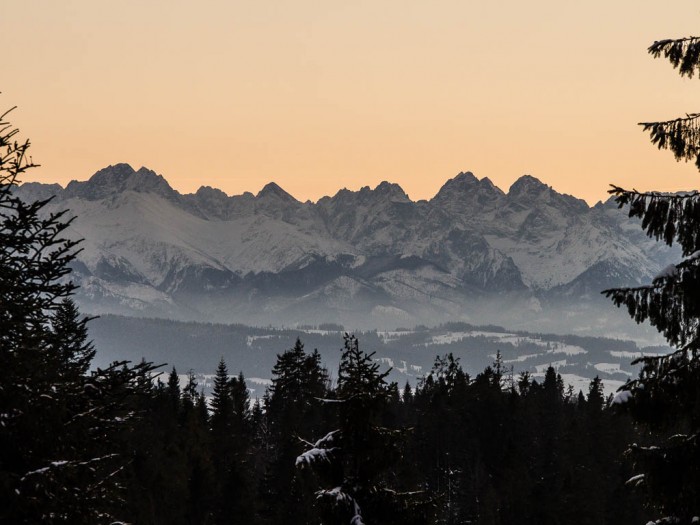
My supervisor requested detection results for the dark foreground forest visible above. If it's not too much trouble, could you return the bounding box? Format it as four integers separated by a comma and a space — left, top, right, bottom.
117, 338, 654, 525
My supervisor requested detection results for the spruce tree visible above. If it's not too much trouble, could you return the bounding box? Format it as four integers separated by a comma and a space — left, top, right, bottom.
209, 358, 256, 524
261, 338, 328, 525
413, 354, 472, 524
179, 371, 215, 525
210, 357, 234, 444
0, 105, 156, 523
604, 30, 700, 524
296, 334, 428, 525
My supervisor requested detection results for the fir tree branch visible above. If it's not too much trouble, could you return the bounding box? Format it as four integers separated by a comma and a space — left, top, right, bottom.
609, 185, 700, 200
608, 185, 700, 254
636, 113, 700, 169
649, 36, 700, 78
602, 257, 700, 348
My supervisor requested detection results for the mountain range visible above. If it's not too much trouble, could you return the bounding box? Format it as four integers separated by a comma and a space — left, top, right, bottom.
15, 163, 677, 339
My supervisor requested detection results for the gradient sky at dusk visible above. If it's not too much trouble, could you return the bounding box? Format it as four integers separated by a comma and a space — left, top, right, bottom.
3, 1, 700, 203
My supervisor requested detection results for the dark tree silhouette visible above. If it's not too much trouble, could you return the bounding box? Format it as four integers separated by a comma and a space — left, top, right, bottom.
0, 105, 156, 524
260, 338, 328, 525
604, 30, 700, 524
0, 106, 85, 521
297, 334, 429, 525
209, 358, 255, 524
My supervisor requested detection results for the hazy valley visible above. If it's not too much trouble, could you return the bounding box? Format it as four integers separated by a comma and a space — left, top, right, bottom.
90, 315, 669, 397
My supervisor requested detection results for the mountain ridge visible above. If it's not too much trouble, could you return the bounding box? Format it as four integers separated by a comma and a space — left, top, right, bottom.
14, 163, 677, 336
24, 162, 599, 207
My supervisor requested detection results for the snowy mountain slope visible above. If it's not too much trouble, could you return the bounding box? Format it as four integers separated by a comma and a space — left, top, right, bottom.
14, 163, 678, 332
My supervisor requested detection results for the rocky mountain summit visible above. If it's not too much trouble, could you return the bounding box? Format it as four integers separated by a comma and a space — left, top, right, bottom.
15, 164, 676, 336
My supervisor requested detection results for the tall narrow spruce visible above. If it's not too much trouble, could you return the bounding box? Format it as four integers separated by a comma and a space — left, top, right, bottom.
604, 33, 700, 524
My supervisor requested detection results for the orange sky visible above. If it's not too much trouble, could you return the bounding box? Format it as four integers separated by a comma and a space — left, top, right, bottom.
3, 1, 700, 204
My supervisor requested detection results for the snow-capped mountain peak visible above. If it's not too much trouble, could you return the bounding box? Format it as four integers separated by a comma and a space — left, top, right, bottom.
256, 182, 297, 202
508, 174, 556, 199
507, 174, 588, 215
373, 181, 410, 202
63, 163, 176, 201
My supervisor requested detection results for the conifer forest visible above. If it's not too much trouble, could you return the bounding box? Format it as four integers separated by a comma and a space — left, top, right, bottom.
2, 24, 700, 525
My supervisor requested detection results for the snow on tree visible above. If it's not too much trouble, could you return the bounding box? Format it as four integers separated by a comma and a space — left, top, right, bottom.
296, 334, 430, 525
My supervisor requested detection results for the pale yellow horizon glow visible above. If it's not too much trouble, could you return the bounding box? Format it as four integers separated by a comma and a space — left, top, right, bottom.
3, 1, 700, 204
